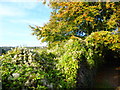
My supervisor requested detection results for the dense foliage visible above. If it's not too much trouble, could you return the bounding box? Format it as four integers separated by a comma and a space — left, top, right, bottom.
31, 2, 120, 46
1, 31, 119, 89
1, 1, 120, 89
51, 31, 120, 88
1, 48, 61, 89
85, 31, 120, 66
50, 39, 85, 88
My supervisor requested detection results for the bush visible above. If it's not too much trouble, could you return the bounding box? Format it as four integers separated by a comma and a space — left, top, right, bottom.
50, 31, 120, 88
1, 31, 119, 89
85, 31, 120, 66
1, 47, 56, 89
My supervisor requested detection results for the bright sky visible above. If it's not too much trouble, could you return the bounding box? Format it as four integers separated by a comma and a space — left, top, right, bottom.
0, 0, 52, 47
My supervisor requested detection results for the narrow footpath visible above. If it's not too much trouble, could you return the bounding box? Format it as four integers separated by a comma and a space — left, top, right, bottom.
94, 64, 120, 89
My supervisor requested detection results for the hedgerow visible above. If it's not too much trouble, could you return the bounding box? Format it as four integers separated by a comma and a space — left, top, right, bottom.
1, 31, 120, 89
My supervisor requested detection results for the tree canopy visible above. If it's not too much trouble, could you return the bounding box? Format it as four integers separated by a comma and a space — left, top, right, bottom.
31, 1, 120, 46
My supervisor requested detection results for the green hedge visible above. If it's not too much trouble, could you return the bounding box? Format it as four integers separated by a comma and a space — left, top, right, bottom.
1, 31, 120, 89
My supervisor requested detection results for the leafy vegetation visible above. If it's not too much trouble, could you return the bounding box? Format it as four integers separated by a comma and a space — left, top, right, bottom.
1, 1, 120, 89
1, 31, 119, 89
1, 48, 60, 89
31, 2, 120, 46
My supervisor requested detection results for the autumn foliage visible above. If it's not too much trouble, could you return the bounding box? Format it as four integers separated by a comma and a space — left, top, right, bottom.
1, 1, 120, 89
31, 2, 120, 46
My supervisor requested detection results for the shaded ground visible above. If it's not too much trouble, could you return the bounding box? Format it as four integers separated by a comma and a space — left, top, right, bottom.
93, 64, 120, 89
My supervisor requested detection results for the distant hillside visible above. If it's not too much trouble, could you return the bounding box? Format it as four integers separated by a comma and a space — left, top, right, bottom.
0, 46, 47, 55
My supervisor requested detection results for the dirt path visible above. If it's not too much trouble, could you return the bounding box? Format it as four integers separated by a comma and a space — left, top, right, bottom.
94, 65, 120, 89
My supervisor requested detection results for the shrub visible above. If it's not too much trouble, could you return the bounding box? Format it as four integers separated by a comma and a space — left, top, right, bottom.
85, 31, 120, 66
1, 31, 119, 89
1, 47, 55, 89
